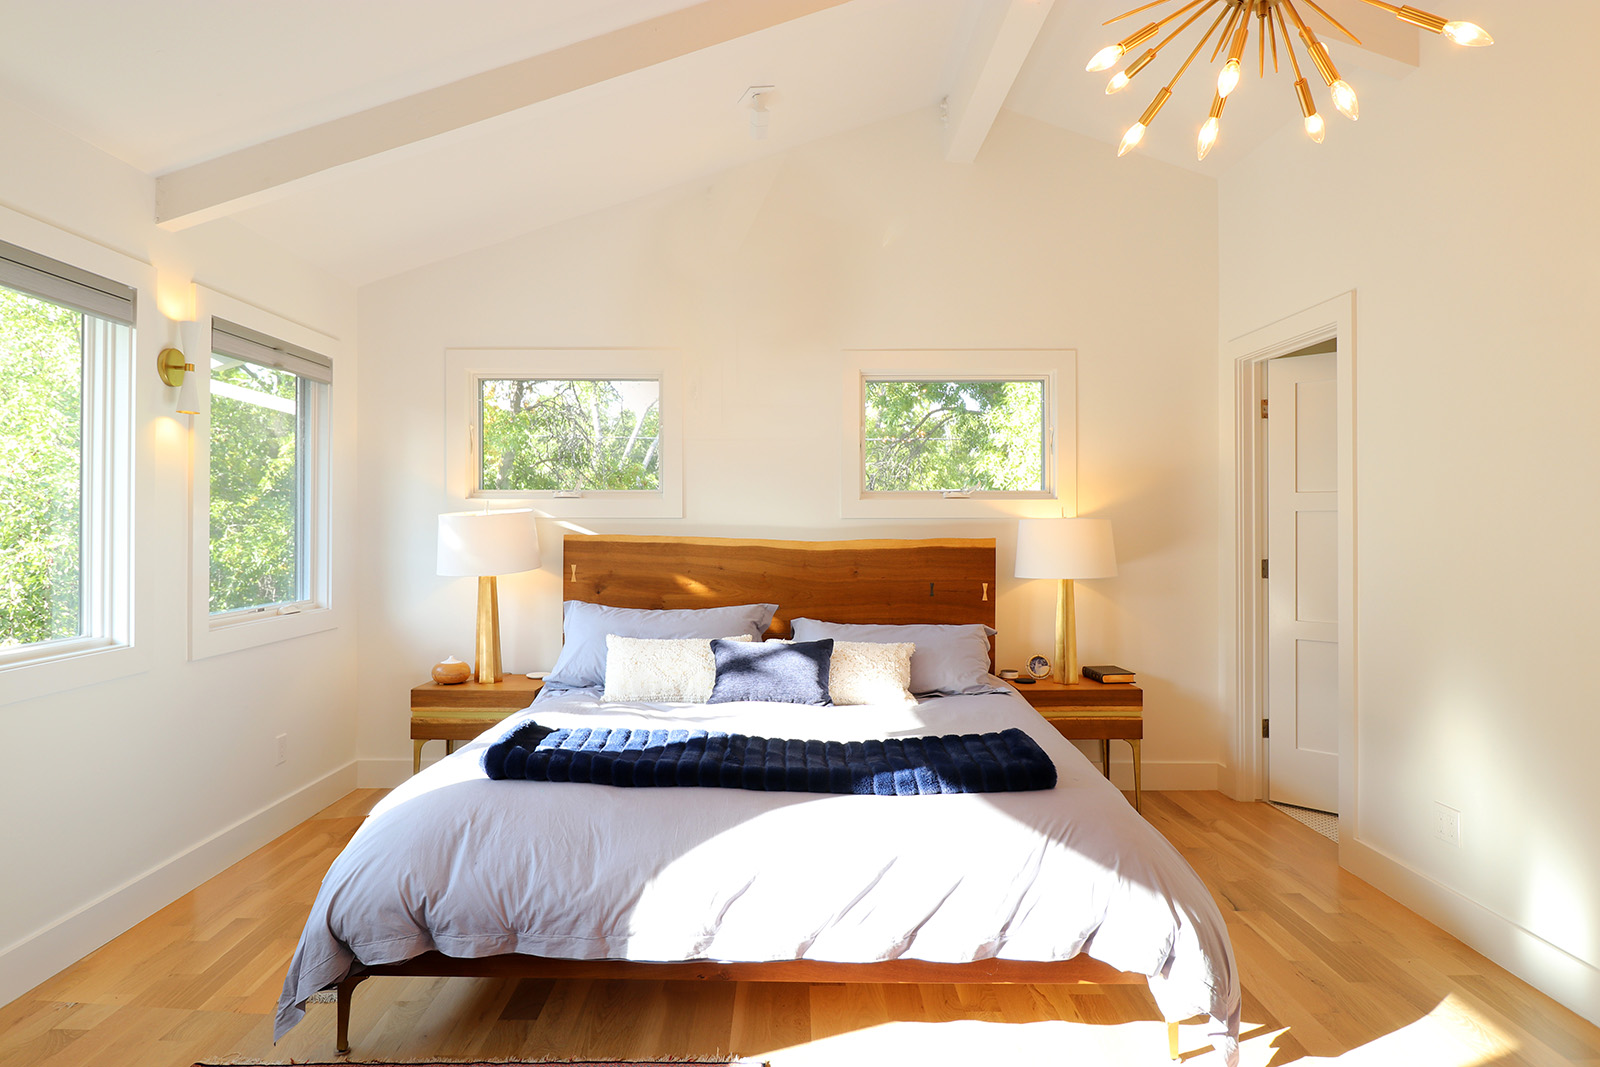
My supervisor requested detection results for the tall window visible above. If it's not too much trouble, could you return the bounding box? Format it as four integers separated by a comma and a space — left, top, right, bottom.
0, 238, 132, 667
207, 318, 331, 620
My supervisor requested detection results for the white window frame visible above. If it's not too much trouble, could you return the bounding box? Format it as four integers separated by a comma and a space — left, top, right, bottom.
840, 350, 1076, 519
188, 289, 339, 660
445, 348, 682, 519
0, 217, 141, 706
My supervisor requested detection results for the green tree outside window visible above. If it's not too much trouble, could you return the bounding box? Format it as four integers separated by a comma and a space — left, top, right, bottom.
0, 285, 83, 648
209, 360, 300, 613
480, 378, 660, 492
863, 379, 1045, 492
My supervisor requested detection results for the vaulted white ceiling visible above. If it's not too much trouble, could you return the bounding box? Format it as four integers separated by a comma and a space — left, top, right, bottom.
0, 0, 1423, 285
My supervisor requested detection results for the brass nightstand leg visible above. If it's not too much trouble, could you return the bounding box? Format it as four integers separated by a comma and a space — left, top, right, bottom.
1168, 1019, 1180, 1059
412, 739, 425, 775
1129, 738, 1143, 813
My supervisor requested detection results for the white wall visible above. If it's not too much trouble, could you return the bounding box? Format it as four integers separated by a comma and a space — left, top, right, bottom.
1219, 8, 1600, 1023
357, 108, 1224, 789
0, 98, 361, 1005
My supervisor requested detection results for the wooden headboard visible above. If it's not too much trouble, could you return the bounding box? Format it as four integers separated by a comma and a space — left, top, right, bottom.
562, 535, 996, 662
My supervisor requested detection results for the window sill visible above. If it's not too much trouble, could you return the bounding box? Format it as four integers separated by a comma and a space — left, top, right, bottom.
190, 604, 341, 661
0, 642, 147, 707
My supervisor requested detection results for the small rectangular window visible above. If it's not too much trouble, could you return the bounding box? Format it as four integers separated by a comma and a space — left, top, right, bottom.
445, 349, 682, 518
478, 377, 660, 493
863, 378, 1047, 493
840, 350, 1074, 520
207, 318, 331, 621
0, 238, 133, 670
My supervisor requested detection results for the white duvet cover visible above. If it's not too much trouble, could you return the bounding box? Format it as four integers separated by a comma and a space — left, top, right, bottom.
276, 687, 1240, 1063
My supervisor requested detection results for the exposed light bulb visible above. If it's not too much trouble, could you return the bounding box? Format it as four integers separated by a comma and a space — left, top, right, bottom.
1442, 20, 1492, 46
1087, 44, 1123, 72
1330, 79, 1359, 120
1304, 112, 1325, 143
1197, 117, 1220, 161
1107, 71, 1131, 94
1117, 122, 1147, 157
1217, 60, 1242, 98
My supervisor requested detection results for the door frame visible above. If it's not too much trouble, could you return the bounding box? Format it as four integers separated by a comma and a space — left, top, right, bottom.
1219, 293, 1357, 838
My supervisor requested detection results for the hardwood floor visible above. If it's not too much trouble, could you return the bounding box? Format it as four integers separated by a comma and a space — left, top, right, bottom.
3, 788, 1597, 1066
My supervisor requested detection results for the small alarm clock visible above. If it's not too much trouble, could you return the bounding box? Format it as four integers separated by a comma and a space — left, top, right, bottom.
1027, 655, 1051, 680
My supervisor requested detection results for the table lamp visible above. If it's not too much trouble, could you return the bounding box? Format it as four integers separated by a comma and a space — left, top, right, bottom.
1015, 517, 1118, 683
437, 508, 541, 683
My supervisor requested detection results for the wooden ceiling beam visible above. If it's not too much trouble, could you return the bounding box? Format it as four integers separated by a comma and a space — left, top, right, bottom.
155, 0, 851, 231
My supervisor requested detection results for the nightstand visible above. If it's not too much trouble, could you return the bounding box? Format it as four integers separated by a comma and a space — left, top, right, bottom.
410, 675, 544, 774
1008, 677, 1144, 812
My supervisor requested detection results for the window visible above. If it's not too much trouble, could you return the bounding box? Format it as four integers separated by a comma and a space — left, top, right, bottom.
0, 237, 133, 672
445, 349, 682, 518
478, 377, 660, 493
206, 317, 331, 623
863, 378, 1047, 493
841, 350, 1074, 519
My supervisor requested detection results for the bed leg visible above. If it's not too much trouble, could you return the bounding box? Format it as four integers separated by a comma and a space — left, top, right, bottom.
336, 974, 368, 1053
1167, 1019, 1180, 1060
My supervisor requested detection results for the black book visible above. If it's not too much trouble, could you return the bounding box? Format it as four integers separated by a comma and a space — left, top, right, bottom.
1082, 665, 1135, 684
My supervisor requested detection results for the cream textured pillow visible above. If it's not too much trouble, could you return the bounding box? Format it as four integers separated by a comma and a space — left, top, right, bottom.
828, 640, 916, 706
603, 634, 750, 703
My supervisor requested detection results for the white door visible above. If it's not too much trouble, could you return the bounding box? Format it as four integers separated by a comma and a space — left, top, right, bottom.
1266, 351, 1339, 812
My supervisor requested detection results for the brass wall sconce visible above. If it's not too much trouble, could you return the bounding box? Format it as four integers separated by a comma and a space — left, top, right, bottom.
157, 345, 200, 414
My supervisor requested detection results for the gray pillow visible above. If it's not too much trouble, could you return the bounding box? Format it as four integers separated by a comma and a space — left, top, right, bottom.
788, 619, 1005, 696
708, 638, 833, 705
546, 601, 778, 691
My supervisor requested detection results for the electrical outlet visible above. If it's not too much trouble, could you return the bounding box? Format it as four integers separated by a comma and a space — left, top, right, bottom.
1433, 801, 1461, 847
276, 733, 288, 766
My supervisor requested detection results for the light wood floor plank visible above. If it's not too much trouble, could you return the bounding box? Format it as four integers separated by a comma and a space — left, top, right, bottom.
4, 787, 1598, 1066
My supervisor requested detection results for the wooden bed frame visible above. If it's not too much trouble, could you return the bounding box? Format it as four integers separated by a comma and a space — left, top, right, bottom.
334, 535, 1180, 1058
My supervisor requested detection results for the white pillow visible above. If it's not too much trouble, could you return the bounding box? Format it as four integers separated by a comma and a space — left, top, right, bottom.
828, 640, 915, 706
603, 635, 750, 703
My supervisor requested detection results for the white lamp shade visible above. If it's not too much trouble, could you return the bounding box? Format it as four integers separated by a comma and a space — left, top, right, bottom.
175, 367, 201, 415
437, 509, 541, 577
1015, 517, 1118, 580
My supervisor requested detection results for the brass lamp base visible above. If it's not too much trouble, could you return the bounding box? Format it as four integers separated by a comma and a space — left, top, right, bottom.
474, 575, 504, 684
1054, 577, 1080, 684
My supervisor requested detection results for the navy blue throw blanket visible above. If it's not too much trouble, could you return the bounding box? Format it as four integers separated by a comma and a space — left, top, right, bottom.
483, 721, 1056, 795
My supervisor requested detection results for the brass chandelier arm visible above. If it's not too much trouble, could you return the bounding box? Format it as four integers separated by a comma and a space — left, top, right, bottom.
1150, 0, 1223, 64
1211, 3, 1244, 63
1298, 0, 1364, 46
1163, 0, 1237, 94
1267, 6, 1279, 74
1275, 4, 1306, 82
1105, 0, 1187, 26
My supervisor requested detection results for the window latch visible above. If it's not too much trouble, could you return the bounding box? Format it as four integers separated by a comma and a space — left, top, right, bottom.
552, 489, 582, 499
940, 487, 976, 499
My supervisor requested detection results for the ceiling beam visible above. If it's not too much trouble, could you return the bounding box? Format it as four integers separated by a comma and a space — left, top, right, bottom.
942, 0, 1056, 163
155, 0, 851, 231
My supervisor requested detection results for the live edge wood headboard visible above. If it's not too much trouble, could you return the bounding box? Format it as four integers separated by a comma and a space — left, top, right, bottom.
561, 534, 996, 665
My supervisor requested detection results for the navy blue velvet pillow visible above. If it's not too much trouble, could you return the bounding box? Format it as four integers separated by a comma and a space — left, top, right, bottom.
708, 639, 833, 705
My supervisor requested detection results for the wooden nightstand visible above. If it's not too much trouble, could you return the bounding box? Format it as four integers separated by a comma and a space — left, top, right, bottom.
410, 675, 544, 774
1008, 677, 1144, 812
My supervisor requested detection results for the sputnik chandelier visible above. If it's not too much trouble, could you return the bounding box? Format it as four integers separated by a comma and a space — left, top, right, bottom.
1086, 0, 1492, 160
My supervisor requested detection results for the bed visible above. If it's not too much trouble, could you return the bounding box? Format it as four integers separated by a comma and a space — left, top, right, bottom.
276, 535, 1240, 1064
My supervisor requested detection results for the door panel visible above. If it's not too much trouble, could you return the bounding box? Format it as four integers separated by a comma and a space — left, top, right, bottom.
1268, 351, 1338, 812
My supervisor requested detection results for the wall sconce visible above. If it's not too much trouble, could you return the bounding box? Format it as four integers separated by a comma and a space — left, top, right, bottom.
157, 347, 201, 414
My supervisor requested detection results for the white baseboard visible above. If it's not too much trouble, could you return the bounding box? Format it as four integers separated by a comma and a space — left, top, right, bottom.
0, 761, 356, 1009
1064, 744, 1222, 792
358, 756, 415, 788
1344, 836, 1600, 1026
